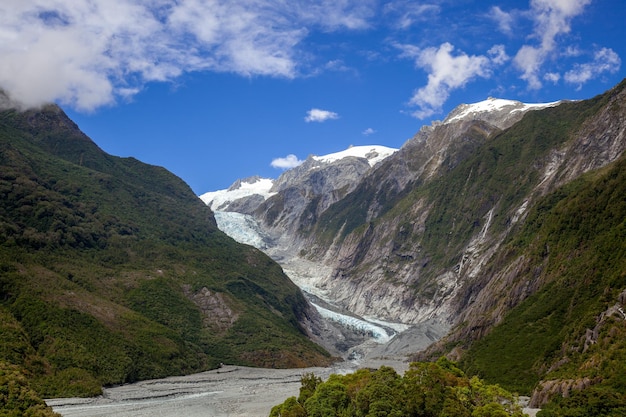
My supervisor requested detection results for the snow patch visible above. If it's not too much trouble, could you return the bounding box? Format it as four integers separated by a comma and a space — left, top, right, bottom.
198, 146, 398, 209
312, 145, 398, 167
444, 97, 561, 125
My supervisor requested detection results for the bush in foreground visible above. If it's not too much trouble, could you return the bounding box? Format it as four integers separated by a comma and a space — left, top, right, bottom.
270, 358, 525, 417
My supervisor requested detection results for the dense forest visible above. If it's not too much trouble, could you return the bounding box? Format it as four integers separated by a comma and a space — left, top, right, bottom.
0, 103, 330, 415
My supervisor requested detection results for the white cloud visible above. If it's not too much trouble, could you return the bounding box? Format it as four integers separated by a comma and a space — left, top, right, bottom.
295, 0, 376, 30
383, 1, 440, 29
564, 48, 621, 88
271, 154, 304, 169
403, 43, 496, 119
544, 72, 561, 83
305, 108, 340, 123
513, 0, 592, 89
514, 45, 545, 89
0, 0, 378, 111
489, 6, 515, 35
488, 45, 510, 65
563, 45, 583, 57
362, 127, 376, 135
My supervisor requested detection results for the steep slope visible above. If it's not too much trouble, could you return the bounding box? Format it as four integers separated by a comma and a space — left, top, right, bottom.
455, 153, 626, 405
0, 104, 331, 399
298, 82, 624, 326
302, 80, 626, 406
200, 145, 398, 241
197, 80, 626, 411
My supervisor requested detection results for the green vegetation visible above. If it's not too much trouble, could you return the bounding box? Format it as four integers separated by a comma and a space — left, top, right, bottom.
537, 388, 626, 417
311, 90, 612, 296
417, 95, 609, 279
270, 359, 525, 417
0, 361, 60, 417
460, 154, 626, 406
0, 104, 331, 405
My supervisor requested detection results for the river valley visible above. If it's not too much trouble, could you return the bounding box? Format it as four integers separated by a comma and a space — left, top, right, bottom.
48, 211, 446, 416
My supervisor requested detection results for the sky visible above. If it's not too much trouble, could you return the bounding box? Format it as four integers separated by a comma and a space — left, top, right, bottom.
0, 0, 624, 194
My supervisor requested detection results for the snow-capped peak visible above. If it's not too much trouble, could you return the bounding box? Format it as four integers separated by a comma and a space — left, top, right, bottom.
311, 145, 398, 167
198, 145, 398, 211
444, 97, 561, 126
199, 177, 275, 211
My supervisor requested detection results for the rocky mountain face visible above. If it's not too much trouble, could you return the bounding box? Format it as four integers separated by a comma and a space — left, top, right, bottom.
202, 145, 398, 239
208, 80, 626, 404
258, 153, 380, 237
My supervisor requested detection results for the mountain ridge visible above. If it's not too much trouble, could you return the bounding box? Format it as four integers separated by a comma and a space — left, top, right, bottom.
206, 80, 626, 411
199, 144, 398, 213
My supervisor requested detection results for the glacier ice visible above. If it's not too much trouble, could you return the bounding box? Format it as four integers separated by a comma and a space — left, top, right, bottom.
213, 211, 271, 249
213, 209, 405, 347
312, 304, 394, 344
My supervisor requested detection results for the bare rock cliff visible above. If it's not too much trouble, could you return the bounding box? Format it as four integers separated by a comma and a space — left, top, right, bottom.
295, 82, 626, 331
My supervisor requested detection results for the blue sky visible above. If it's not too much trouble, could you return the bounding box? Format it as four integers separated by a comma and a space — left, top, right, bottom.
1, 1, 624, 194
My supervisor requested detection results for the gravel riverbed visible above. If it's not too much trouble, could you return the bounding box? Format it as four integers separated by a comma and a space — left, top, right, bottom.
47, 361, 407, 417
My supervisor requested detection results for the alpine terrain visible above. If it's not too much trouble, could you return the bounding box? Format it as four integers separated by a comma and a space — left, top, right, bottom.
203, 79, 626, 414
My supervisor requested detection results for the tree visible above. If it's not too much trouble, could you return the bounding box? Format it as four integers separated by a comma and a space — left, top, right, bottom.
269, 396, 306, 417
299, 373, 322, 404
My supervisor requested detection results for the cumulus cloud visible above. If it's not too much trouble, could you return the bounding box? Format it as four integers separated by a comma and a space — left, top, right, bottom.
513, 0, 592, 89
362, 127, 376, 135
401, 43, 498, 119
487, 45, 510, 65
271, 154, 304, 169
0, 0, 377, 111
564, 47, 621, 88
305, 108, 340, 123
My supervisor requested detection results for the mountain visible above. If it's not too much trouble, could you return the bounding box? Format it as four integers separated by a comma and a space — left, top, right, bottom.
0, 102, 332, 406
200, 145, 397, 211
200, 145, 398, 239
205, 79, 626, 411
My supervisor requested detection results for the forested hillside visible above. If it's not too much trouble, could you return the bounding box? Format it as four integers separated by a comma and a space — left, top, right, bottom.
456, 153, 626, 412
0, 103, 330, 412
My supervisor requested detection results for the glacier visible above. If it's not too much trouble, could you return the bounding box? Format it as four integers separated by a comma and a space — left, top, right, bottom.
212, 209, 405, 347
312, 303, 394, 344
200, 177, 275, 211
213, 211, 272, 249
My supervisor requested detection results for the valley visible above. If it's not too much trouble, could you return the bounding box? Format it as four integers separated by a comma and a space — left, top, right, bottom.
3, 80, 625, 417
47, 211, 436, 417
48, 363, 412, 417
214, 209, 449, 363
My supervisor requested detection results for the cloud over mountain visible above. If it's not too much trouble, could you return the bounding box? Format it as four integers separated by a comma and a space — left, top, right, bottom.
271, 154, 304, 169
0, 0, 620, 124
